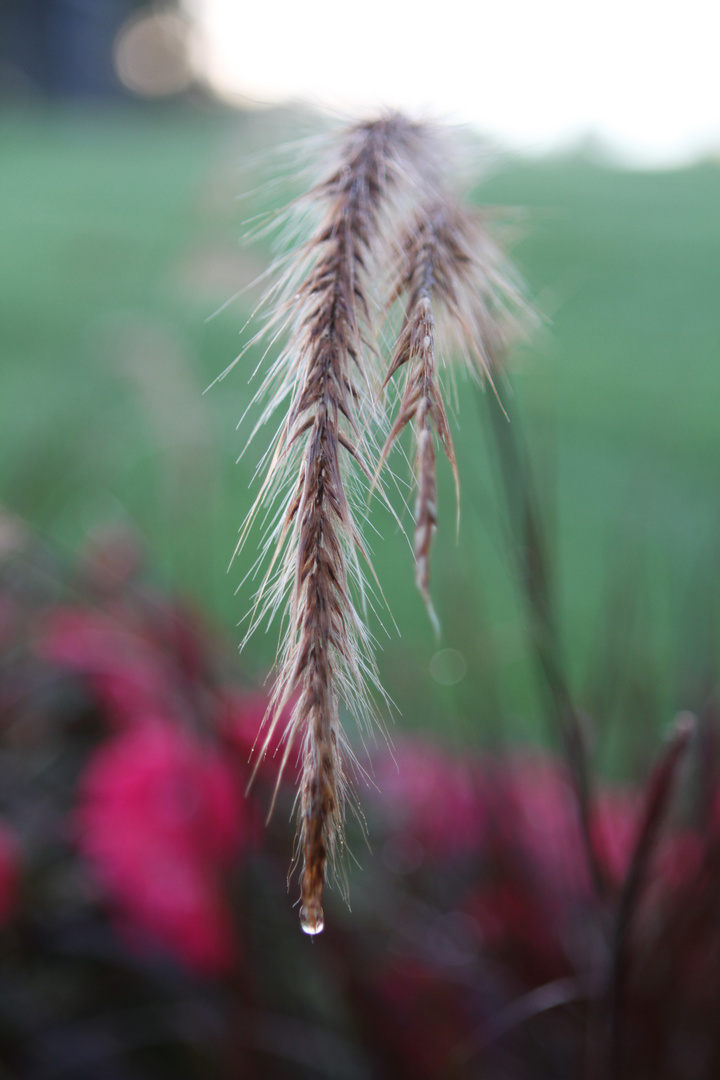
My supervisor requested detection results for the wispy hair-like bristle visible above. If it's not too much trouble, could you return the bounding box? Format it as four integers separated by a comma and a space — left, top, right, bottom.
239, 114, 433, 934
378, 195, 532, 625
234, 113, 534, 932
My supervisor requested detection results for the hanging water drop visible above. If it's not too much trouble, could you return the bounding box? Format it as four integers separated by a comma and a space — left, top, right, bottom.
299, 903, 324, 935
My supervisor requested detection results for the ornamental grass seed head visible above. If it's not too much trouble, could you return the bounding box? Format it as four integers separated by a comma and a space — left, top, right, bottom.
234, 113, 532, 932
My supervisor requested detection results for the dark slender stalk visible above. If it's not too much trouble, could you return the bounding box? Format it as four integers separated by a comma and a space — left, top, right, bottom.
608, 713, 694, 1077
482, 385, 607, 903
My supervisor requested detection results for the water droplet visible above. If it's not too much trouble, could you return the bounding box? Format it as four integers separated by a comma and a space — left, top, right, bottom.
299, 903, 324, 935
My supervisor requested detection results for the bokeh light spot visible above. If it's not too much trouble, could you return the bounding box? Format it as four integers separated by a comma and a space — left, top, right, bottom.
429, 648, 467, 686
114, 11, 194, 98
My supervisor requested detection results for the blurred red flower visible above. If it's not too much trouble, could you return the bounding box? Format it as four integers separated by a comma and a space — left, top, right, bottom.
222, 690, 299, 788
37, 607, 175, 725
487, 755, 638, 894
370, 737, 488, 863
75, 718, 246, 976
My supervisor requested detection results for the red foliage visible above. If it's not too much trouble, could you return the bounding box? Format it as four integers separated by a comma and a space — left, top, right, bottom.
0, 822, 19, 925
370, 737, 488, 861
37, 607, 181, 725
75, 718, 247, 976
221, 690, 298, 788
10, 529, 720, 1076
372, 959, 470, 1080
36, 600, 213, 729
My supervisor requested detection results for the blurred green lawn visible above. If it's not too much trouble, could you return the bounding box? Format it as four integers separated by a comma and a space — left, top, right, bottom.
2, 106, 719, 770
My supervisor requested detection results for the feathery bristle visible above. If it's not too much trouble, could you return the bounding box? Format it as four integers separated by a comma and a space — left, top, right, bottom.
242, 114, 431, 934
379, 196, 530, 624
236, 113, 533, 931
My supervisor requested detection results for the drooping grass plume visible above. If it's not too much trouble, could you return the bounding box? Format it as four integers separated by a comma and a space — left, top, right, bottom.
376, 205, 458, 633
240, 115, 434, 934
236, 113, 534, 932
378, 196, 530, 627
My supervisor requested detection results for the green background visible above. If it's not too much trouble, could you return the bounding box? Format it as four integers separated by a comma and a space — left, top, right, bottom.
2, 105, 719, 775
